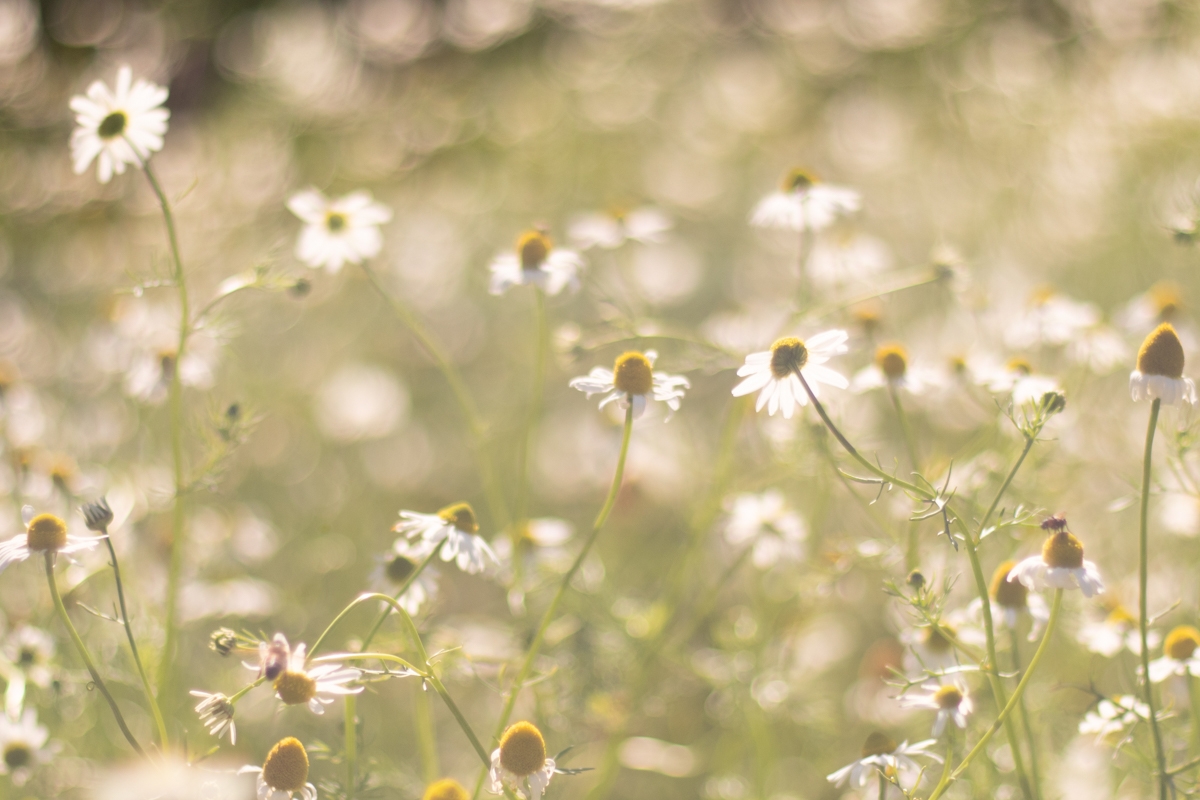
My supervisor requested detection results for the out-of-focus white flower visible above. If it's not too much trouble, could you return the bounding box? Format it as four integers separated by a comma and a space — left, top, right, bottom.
1077, 602, 1155, 657
0, 709, 52, 786
731, 330, 849, 419
974, 356, 1060, 407
395, 503, 498, 575
1148, 625, 1200, 683
287, 188, 393, 272
1078, 695, 1149, 742
370, 536, 438, 616
489, 230, 584, 296
245, 634, 362, 715
826, 732, 941, 789
1005, 288, 1101, 350
1119, 281, 1185, 334
1008, 523, 1104, 598
104, 300, 222, 405
806, 231, 891, 288
189, 690, 236, 744
899, 679, 973, 736
900, 620, 967, 673
569, 350, 689, 420
493, 518, 575, 616
3, 625, 54, 688
568, 207, 671, 249
1130, 323, 1196, 405
0, 513, 105, 574
1161, 492, 1200, 537
750, 169, 860, 232
723, 490, 806, 568
1066, 326, 1129, 374
852, 343, 942, 396
69, 65, 169, 183
240, 737, 317, 800
984, 560, 1050, 641
489, 721, 556, 800
94, 755, 251, 800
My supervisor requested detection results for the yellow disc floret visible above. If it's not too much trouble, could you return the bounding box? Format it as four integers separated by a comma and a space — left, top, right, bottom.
875, 344, 908, 380
1165, 625, 1200, 660
781, 167, 819, 193
1042, 530, 1084, 569
325, 211, 347, 232
262, 737, 310, 792
934, 684, 964, 710
1006, 357, 1032, 376
517, 231, 552, 271
1105, 603, 1136, 628
613, 352, 654, 396
769, 337, 808, 379
990, 560, 1027, 609
498, 721, 547, 777
26, 514, 68, 552
1137, 323, 1186, 378
861, 731, 897, 758
438, 502, 479, 534
274, 670, 317, 706
423, 778, 470, 800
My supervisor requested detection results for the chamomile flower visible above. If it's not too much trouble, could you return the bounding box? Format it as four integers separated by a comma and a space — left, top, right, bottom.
240, 737, 317, 800
1147, 625, 1200, 683
568, 206, 672, 250
287, 189, 393, 273
246, 634, 362, 715
493, 518, 575, 614
569, 350, 689, 420
986, 560, 1050, 640
722, 490, 807, 568
1077, 601, 1155, 657
489, 721, 556, 800
901, 621, 962, 673
69, 65, 169, 184
395, 503, 498, 575
1005, 287, 1101, 350
489, 230, 584, 296
1007, 517, 1104, 598
1130, 323, 1196, 405
0, 709, 52, 786
731, 330, 849, 419
976, 356, 1061, 406
189, 690, 236, 744
0, 513, 105, 574
806, 231, 891, 288
424, 779, 470, 800
750, 168, 860, 232
899, 680, 973, 736
1078, 695, 1149, 742
370, 536, 439, 616
3, 625, 55, 689
826, 732, 941, 789
1119, 281, 1185, 333
852, 343, 941, 395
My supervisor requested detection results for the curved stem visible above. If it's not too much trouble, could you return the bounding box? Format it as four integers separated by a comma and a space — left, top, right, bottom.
878, 770, 887, 800
514, 289, 548, 531
1139, 398, 1169, 799
44, 553, 145, 756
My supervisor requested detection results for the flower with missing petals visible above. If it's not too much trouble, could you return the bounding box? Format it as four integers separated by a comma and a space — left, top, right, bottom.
489, 230, 584, 296
826, 732, 941, 789
1130, 323, 1196, 404
240, 737, 317, 800
731, 331, 849, 418
0, 513, 106, 574
569, 350, 689, 420
69, 66, 169, 183
489, 721, 557, 800
986, 559, 1050, 640
189, 690, 236, 744
395, 503, 498, 575
750, 168, 860, 232
1008, 518, 1104, 598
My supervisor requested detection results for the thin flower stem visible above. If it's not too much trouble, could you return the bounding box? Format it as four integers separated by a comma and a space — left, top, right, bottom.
887, 384, 920, 473
798, 265, 947, 325
514, 289, 548, 531
415, 683, 439, 782
44, 553, 145, 756
927, 589, 1063, 800
358, 263, 509, 532
878, 770, 887, 800
1189, 676, 1200, 756
345, 694, 357, 800
229, 676, 265, 703
1167, 753, 1200, 777
1140, 398, 1169, 800
1012, 636, 1043, 800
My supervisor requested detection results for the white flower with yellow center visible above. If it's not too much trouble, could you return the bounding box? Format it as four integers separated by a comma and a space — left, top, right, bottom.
751, 168, 860, 232
287, 188, 393, 273
395, 503, 498, 575
1077, 602, 1155, 657
423, 779, 471, 800
489, 721, 557, 800
826, 732, 941, 789
900, 680, 973, 737
1005, 287, 1101, 350
240, 737, 317, 800
1078, 695, 1149, 742
0, 513, 106, 574
1147, 625, 1200, 683
189, 690, 237, 744
1130, 323, 1196, 405
245, 634, 362, 715
982, 560, 1050, 641
3, 625, 55, 689
371, 536, 439, 616
723, 490, 807, 568
0, 709, 52, 786
69, 65, 169, 184
731, 331, 849, 419
489, 230, 584, 296
852, 343, 941, 396
1119, 280, 1185, 333
900, 621, 962, 673
1007, 522, 1104, 598
568, 206, 672, 250
569, 350, 689, 420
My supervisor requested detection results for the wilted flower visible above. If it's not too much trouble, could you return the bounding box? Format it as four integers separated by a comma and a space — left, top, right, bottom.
731, 331, 849, 418
489, 230, 584, 296
489, 721, 556, 800
69, 65, 169, 183
395, 503, 498, 575
569, 350, 689, 420
287, 189, 393, 273
189, 690, 236, 744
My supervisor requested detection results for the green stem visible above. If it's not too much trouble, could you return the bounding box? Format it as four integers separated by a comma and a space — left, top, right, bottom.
878, 769, 887, 800
345, 694, 357, 800
1190, 676, 1200, 756
44, 553, 144, 756
1140, 398, 1169, 800
416, 682, 439, 782
1012, 635, 1042, 800
228, 676, 265, 703
514, 290, 548, 531
887, 383, 920, 473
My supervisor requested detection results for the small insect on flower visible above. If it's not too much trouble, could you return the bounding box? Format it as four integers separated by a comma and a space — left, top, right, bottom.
899, 680, 974, 737
1007, 516, 1105, 597
489, 721, 557, 800
0, 513, 106, 574
569, 350, 690, 420
286, 188, 393, 273
826, 731, 942, 789
423, 778, 470, 800
240, 737, 317, 800
750, 168, 861, 232
568, 206, 672, 250
489, 229, 585, 296
189, 690, 236, 744
0, 709, 53, 786
395, 503, 499, 575
371, 536, 439, 616
1147, 625, 1200, 683
246, 634, 362, 715
69, 65, 169, 184
731, 331, 849, 418
1130, 323, 1196, 405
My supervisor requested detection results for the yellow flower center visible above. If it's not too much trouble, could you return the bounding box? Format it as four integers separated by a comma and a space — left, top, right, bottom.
517, 231, 552, 270
386, 554, 417, 584
274, 670, 317, 705
781, 167, 819, 193
990, 560, 1027, 609
934, 685, 964, 710
325, 211, 348, 232
498, 721, 547, 777
98, 110, 128, 139
850, 300, 883, 331
423, 778, 470, 800
1042, 530, 1084, 569
262, 737, 309, 792
1105, 603, 1135, 628
769, 337, 808, 379
1137, 323, 1186, 378
3, 742, 30, 770
612, 352, 654, 396
1028, 285, 1056, 307
860, 731, 897, 758
875, 344, 908, 380
1006, 357, 1032, 376
1150, 281, 1183, 320
1165, 625, 1200, 660
923, 624, 955, 653
437, 502, 479, 534
26, 514, 67, 552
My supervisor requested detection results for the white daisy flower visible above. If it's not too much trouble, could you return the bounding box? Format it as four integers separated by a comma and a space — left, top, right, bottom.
1077, 602, 1155, 657
287, 188, 393, 273
569, 350, 689, 420
69, 65, 169, 184
489, 230, 584, 296
1118, 281, 1185, 334
0, 513, 105, 574
489, 721, 556, 800
245, 634, 362, 715
899, 680, 973, 737
568, 206, 672, 250
395, 503, 498, 575
826, 732, 942, 789
851, 343, 942, 396
1005, 288, 1102, 350
806, 231, 891, 288
974, 356, 1061, 407
1078, 695, 1149, 742
1130, 323, 1196, 405
3, 625, 55, 688
240, 737, 317, 800
750, 168, 860, 232
104, 300, 223, 405
731, 330, 849, 419
0, 708, 52, 786
189, 690, 236, 744
370, 536, 439, 616
723, 490, 807, 568
1147, 625, 1200, 683
1007, 517, 1104, 598
984, 560, 1051, 641
900, 620, 967, 673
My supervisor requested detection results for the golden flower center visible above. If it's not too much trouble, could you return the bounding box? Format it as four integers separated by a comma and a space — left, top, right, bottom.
423, 778, 470, 800
1137, 323, 1186, 378
781, 167, 818, 193
769, 337, 808, 379
613, 352, 653, 395
934, 685, 964, 710
499, 721, 547, 776
875, 344, 908, 380
1006, 357, 1032, 376
325, 212, 348, 232
1042, 531, 1084, 569
1151, 281, 1183, 320
923, 624, 955, 653
517, 231, 551, 270
274, 670, 317, 705
3, 742, 30, 770
1105, 604, 1135, 628
98, 111, 128, 139
861, 731, 897, 758
1165, 625, 1200, 660
437, 502, 479, 534
262, 737, 309, 792
26, 514, 68, 552
990, 560, 1027, 609
386, 554, 416, 584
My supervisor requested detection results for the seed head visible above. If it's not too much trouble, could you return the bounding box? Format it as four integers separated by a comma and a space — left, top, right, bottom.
423, 778, 470, 800
781, 167, 818, 193
517, 231, 552, 270
612, 352, 654, 396
875, 344, 908, 380
860, 731, 897, 758
437, 502, 479, 534
1165, 625, 1200, 660
26, 514, 67, 552
209, 628, 239, 656
1042, 530, 1084, 569
990, 560, 1027, 609
769, 337, 808, 379
274, 671, 317, 706
1137, 323, 1186, 378
934, 684, 964, 710
498, 721, 547, 777
81, 497, 114, 532
262, 737, 309, 792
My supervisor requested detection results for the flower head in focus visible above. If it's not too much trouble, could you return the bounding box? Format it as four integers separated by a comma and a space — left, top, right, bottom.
0, 513, 105, 574
568, 206, 671, 250
489, 721, 557, 800
1130, 323, 1196, 405
751, 168, 860, 232
189, 690, 236, 744
723, 490, 807, 568
395, 503, 498, 575
240, 737, 317, 800
731, 331, 849, 418
69, 65, 169, 183
246, 634, 362, 715
569, 350, 689, 420
826, 732, 942, 789
1147, 625, 1200, 683
0, 709, 52, 786
1008, 516, 1104, 597
370, 536, 439, 616
489, 230, 584, 296
287, 189, 393, 273
899, 679, 973, 737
